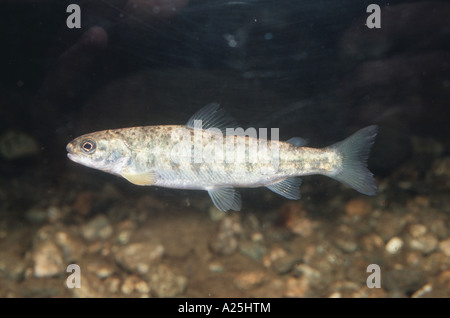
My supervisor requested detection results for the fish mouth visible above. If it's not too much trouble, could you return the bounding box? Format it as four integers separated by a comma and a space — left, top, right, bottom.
66, 142, 77, 162
66, 142, 74, 154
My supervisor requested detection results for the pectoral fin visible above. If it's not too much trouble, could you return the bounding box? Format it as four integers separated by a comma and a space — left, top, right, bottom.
122, 171, 157, 186
207, 187, 241, 212
266, 177, 302, 200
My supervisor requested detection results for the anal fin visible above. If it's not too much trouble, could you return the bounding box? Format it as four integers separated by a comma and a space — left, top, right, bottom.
207, 187, 241, 212
266, 177, 302, 200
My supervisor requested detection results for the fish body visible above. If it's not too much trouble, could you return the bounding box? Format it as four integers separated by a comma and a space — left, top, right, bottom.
67, 103, 378, 211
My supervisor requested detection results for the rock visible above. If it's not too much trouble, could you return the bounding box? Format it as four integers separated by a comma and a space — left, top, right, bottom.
438, 270, 450, 286
328, 281, 362, 298
271, 256, 300, 275
333, 225, 358, 253
233, 271, 265, 290
239, 241, 266, 262
81, 215, 113, 241
0, 251, 26, 280
375, 212, 408, 241
408, 233, 439, 254
361, 233, 384, 252
121, 275, 150, 296
72, 191, 94, 216
411, 283, 433, 298
208, 261, 224, 273
115, 220, 136, 245
114, 242, 164, 275
383, 269, 426, 294
385, 237, 404, 254
278, 202, 314, 237
148, 264, 187, 297
409, 224, 427, 237
71, 272, 104, 298
86, 259, 115, 279
345, 198, 372, 217
334, 237, 358, 253
25, 207, 48, 223
293, 264, 321, 285
428, 157, 450, 189
32, 240, 64, 278
54, 230, 86, 262
208, 206, 226, 222
209, 216, 243, 255
284, 276, 309, 298
262, 246, 288, 268
439, 238, 450, 257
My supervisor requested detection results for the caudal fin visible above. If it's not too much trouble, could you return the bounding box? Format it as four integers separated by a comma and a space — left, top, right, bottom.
327, 125, 378, 195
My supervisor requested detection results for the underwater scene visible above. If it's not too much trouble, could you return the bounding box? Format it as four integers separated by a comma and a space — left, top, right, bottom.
1, 0, 450, 298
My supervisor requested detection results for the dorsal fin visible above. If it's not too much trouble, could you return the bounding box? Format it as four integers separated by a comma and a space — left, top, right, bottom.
186, 103, 240, 134
286, 137, 308, 147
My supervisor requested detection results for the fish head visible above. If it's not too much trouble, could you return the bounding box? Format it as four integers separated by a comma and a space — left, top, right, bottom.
66, 131, 131, 175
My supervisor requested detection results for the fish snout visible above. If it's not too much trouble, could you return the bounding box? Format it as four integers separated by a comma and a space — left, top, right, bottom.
66, 142, 74, 154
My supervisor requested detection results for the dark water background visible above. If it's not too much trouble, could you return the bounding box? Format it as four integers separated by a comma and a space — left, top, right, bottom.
0, 0, 450, 298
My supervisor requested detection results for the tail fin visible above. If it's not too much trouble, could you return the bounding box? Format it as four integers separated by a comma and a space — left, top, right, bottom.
327, 125, 378, 195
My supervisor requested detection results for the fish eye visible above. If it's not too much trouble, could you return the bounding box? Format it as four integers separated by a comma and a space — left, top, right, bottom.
80, 139, 96, 154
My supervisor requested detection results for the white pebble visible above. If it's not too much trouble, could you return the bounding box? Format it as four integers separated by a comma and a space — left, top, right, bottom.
385, 237, 403, 254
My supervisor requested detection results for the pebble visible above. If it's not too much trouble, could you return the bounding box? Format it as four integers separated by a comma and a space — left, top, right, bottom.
271, 255, 300, 275
439, 238, 450, 257
233, 271, 265, 290
292, 264, 321, 285
428, 157, 450, 188
409, 224, 427, 237
115, 220, 136, 245
334, 226, 358, 253
209, 216, 242, 256
262, 246, 288, 268
81, 215, 113, 241
345, 198, 372, 217
362, 233, 384, 252
385, 237, 404, 254
148, 264, 187, 297
408, 233, 439, 254
0, 251, 26, 280
25, 207, 48, 223
374, 212, 408, 241
438, 270, 450, 286
239, 241, 266, 261
71, 273, 104, 298
86, 259, 115, 279
208, 206, 226, 222
121, 275, 150, 296
32, 240, 64, 278
208, 261, 224, 273
284, 276, 309, 297
289, 217, 313, 237
114, 242, 164, 275
411, 283, 433, 298
72, 191, 94, 216
383, 269, 426, 294
54, 230, 86, 262
329, 281, 361, 297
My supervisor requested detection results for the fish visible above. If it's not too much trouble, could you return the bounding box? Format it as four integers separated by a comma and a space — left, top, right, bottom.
66, 103, 378, 212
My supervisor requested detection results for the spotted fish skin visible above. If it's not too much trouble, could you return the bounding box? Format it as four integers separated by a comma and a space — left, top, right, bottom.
66, 103, 378, 211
